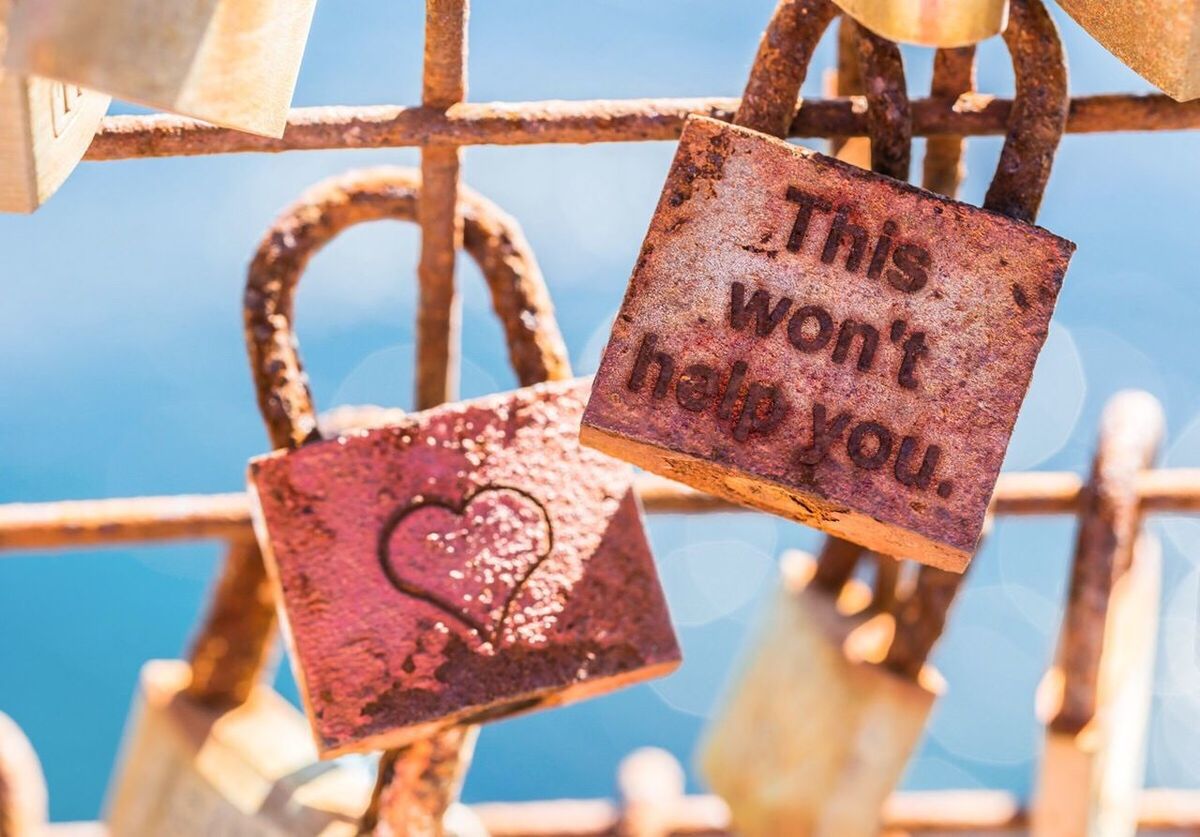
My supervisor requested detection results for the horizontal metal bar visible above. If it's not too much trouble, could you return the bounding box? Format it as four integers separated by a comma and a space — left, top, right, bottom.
3, 469, 1200, 553
83, 93, 1200, 161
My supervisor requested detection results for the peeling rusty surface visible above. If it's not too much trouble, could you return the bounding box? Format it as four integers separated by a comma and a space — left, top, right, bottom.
923, 47, 976, 198
734, 0, 840, 138
249, 379, 680, 756
1052, 392, 1163, 736
854, 22, 912, 181
362, 726, 477, 836
983, 0, 1069, 223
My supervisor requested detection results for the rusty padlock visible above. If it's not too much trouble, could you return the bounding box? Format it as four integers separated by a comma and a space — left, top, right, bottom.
5, 0, 315, 136
700, 541, 967, 837
1032, 391, 1164, 837
582, 0, 1074, 574
243, 168, 680, 758
1054, 0, 1200, 101
832, 0, 1009, 46
0, 711, 47, 836
0, 0, 109, 213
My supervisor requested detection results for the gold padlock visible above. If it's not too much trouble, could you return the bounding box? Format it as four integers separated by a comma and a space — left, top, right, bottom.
0, 0, 108, 213
4, 0, 315, 136
832, 0, 1009, 46
582, 0, 1073, 573
700, 544, 964, 837
1055, 0, 1200, 101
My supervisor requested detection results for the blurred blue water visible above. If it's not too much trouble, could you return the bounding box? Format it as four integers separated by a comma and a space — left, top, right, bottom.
3, 0, 1200, 822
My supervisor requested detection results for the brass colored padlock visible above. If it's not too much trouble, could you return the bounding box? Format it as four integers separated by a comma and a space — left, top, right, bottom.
832, 0, 1009, 46
4, 0, 315, 137
0, 710, 48, 836
582, 0, 1073, 573
1032, 392, 1164, 837
0, 0, 108, 213
1055, 0, 1200, 101
107, 657, 374, 836
700, 543, 964, 837
244, 168, 680, 758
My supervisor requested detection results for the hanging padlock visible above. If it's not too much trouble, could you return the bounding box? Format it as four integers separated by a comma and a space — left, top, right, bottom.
0, 711, 47, 836
1032, 391, 1163, 837
582, 0, 1073, 574
243, 167, 680, 758
832, 0, 1009, 47
700, 541, 966, 837
0, 0, 108, 213
1053, 0, 1200, 101
106, 653, 375, 836
4, 0, 315, 137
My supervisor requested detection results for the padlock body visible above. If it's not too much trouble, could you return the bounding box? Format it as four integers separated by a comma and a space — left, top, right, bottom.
4, 0, 315, 137
0, 0, 109, 213
106, 660, 371, 836
249, 378, 681, 757
832, 0, 1009, 47
582, 116, 1073, 572
700, 556, 937, 837
1056, 0, 1200, 101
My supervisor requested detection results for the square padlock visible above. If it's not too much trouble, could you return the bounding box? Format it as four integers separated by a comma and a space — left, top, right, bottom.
0, 0, 108, 213
4, 0, 315, 137
582, 115, 1073, 573
249, 378, 681, 757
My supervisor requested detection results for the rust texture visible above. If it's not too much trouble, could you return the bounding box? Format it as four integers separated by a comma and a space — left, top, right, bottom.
922, 47, 976, 198
734, 0, 839, 138
245, 167, 570, 451
362, 726, 477, 836
249, 379, 680, 756
1052, 391, 1164, 736
184, 537, 277, 707
828, 18, 866, 162
810, 537, 865, 595
883, 562, 969, 679
982, 0, 1068, 223
80, 94, 1200, 161
416, 0, 470, 410
854, 22, 912, 180
10, 468, 1200, 551
582, 114, 1073, 571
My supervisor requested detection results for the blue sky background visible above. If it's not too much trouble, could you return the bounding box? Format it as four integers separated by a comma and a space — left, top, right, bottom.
3, 0, 1200, 822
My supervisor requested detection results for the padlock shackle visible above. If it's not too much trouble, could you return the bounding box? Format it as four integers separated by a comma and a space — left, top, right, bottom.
982, 0, 1069, 224
244, 167, 572, 452
738, 0, 1066, 222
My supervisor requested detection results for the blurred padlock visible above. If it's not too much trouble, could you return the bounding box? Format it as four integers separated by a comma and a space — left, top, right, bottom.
0, 710, 48, 836
4, 0, 315, 137
582, 0, 1073, 574
700, 542, 965, 837
832, 0, 1009, 46
0, 0, 108, 213
1033, 392, 1164, 837
1055, 0, 1200, 101
107, 656, 375, 836
243, 168, 680, 758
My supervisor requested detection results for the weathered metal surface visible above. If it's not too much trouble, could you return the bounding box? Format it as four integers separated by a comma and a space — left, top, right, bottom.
833, 0, 1008, 46
249, 379, 680, 756
1057, 0, 1200, 101
582, 115, 1072, 571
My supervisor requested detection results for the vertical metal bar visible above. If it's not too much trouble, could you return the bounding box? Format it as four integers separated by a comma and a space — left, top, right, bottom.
367, 2, 474, 833
922, 47, 976, 198
416, 0, 468, 410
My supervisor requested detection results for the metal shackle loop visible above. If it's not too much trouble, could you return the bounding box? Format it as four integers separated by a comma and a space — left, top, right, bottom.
982, 0, 1068, 223
244, 167, 572, 452
737, 0, 912, 180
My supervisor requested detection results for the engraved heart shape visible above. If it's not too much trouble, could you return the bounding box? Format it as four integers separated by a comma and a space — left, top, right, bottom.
378, 486, 554, 643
